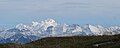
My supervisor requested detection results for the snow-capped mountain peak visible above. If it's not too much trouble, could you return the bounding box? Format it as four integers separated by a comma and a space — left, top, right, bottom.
16, 23, 28, 30
88, 25, 101, 35
32, 21, 40, 27
82, 24, 102, 35
40, 19, 57, 30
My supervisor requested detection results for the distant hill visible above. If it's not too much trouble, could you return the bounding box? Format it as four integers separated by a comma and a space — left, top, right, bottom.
0, 34, 120, 48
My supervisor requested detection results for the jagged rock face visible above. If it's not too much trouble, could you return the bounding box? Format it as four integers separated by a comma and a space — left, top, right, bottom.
0, 19, 120, 44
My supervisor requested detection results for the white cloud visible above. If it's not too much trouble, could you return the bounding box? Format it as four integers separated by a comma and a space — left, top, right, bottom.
0, 0, 120, 18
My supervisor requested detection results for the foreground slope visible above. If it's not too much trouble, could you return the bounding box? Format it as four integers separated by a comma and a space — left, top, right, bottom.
27, 35, 120, 48
0, 34, 120, 48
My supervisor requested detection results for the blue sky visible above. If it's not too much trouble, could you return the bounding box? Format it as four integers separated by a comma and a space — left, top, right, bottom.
0, 0, 120, 28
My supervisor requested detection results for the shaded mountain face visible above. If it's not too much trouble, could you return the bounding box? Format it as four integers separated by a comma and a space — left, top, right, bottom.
0, 19, 120, 44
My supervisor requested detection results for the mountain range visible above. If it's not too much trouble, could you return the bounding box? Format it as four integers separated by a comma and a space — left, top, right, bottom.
0, 19, 120, 44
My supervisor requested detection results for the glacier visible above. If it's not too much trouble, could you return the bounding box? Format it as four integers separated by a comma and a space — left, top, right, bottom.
0, 18, 120, 44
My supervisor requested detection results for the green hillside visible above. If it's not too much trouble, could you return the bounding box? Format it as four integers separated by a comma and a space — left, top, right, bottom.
0, 35, 120, 48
